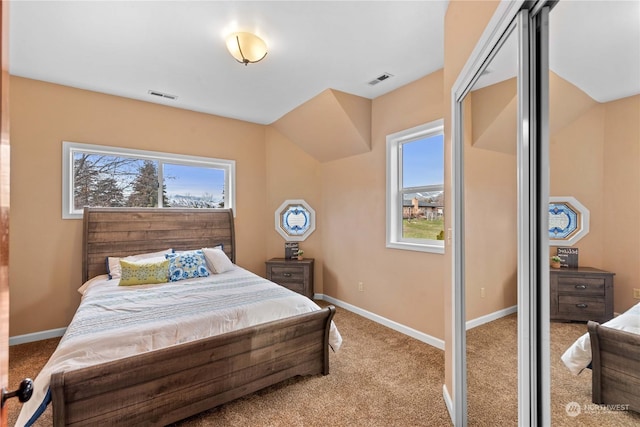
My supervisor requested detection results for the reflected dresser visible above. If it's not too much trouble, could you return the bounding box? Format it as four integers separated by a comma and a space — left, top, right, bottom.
550, 266, 614, 323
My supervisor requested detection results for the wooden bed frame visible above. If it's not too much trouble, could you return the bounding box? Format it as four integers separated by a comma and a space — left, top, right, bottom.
49, 207, 336, 426
588, 321, 640, 413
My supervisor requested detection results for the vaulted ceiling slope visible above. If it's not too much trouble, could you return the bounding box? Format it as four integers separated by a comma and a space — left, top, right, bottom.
272, 89, 371, 163
471, 73, 600, 155
9, 1, 448, 125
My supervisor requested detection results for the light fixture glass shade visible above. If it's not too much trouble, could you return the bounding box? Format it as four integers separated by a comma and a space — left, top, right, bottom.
225, 32, 268, 65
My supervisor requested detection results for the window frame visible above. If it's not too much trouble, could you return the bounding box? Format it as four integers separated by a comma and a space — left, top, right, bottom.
62, 141, 236, 219
385, 119, 445, 254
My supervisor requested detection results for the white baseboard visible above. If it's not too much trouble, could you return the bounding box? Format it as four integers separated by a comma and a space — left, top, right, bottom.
465, 305, 517, 330
443, 384, 454, 425
315, 293, 444, 350
9, 327, 66, 346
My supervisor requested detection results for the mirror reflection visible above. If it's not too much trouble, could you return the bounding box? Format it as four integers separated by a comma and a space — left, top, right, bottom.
549, 1, 640, 424
463, 26, 519, 425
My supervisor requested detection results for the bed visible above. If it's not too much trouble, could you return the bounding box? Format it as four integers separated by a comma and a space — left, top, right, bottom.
17, 207, 341, 426
561, 302, 639, 413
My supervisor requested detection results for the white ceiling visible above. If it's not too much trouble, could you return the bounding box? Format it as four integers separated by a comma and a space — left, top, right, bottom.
549, 0, 640, 103
9, 0, 448, 125
473, 1, 640, 102
9, 1, 639, 126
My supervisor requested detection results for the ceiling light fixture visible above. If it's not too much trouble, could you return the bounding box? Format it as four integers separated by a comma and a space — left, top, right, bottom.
225, 32, 268, 66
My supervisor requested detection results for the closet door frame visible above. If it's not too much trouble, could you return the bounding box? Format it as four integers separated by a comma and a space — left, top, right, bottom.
450, 1, 552, 425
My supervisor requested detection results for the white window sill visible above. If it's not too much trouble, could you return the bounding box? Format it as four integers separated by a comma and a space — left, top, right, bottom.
386, 241, 445, 254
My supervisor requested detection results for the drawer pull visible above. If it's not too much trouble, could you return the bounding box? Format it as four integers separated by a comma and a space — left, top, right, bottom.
283, 272, 292, 277
575, 284, 587, 290
576, 303, 588, 309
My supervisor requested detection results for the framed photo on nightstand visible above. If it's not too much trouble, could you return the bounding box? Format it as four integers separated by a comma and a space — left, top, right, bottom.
284, 242, 299, 259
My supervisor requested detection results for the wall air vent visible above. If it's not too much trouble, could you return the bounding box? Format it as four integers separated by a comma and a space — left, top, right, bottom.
368, 73, 393, 86
148, 90, 178, 100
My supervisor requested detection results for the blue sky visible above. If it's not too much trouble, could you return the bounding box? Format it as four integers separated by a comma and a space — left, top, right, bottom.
402, 134, 444, 188
164, 163, 225, 199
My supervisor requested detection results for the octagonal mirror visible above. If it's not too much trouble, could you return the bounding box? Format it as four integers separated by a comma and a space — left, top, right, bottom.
275, 199, 316, 241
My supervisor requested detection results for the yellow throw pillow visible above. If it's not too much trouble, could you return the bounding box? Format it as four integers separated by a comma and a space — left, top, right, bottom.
119, 259, 170, 286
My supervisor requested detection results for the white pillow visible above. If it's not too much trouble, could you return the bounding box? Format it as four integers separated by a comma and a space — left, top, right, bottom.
77, 274, 110, 295
203, 247, 234, 274
107, 248, 173, 279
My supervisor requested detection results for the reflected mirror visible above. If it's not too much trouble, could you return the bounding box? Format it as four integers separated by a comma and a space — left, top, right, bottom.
548, 196, 590, 246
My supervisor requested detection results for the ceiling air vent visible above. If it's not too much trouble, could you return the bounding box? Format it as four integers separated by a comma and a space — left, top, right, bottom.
148, 90, 178, 100
368, 73, 393, 86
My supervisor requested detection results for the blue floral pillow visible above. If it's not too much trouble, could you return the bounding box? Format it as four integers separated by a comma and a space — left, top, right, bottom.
165, 250, 210, 282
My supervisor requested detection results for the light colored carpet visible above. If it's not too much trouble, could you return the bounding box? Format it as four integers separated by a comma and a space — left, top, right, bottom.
7, 305, 640, 426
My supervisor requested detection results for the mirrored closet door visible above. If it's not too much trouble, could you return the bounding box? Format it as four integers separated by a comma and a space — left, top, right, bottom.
452, 2, 552, 425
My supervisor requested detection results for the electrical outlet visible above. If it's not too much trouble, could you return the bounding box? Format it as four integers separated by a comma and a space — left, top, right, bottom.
358, 281, 364, 292
480, 287, 486, 298
634, 288, 640, 300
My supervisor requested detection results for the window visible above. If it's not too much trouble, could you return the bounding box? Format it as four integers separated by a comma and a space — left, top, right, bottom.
62, 141, 235, 219
386, 119, 444, 253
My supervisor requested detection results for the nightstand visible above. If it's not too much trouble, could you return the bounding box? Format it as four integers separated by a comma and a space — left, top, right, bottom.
265, 258, 314, 299
550, 267, 614, 323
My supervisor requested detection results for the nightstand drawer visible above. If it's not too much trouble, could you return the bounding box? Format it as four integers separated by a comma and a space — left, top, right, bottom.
557, 277, 605, 296
558, 295, 604, 318
269, 266, 305, 282
265, 258, 314, 299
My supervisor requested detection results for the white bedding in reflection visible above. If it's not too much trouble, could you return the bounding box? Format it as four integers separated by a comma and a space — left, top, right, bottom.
561, 302, 640, 376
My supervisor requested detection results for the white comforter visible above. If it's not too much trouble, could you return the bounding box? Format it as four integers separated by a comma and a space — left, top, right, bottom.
16, 266, 342, 426
561, 302, 640, 376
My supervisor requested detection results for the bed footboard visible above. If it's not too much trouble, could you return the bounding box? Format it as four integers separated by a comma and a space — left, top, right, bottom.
51, 306, 336, 426
588, 321, 640, 413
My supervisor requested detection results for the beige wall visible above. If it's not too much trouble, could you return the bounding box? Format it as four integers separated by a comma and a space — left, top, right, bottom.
606, 95, 638, 311
264, 127, 324, 289
463, 94, 517, 321
550, 75, 640, 313
550, 104, 606, 267
603, 95, 640, 313
551, 94, 640, 313
266, 70, 447, 339
319, 70, 446, 338
9, 76, 267, 336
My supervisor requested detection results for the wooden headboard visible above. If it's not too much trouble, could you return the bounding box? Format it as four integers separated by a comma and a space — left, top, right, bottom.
82, 207, 235, 282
